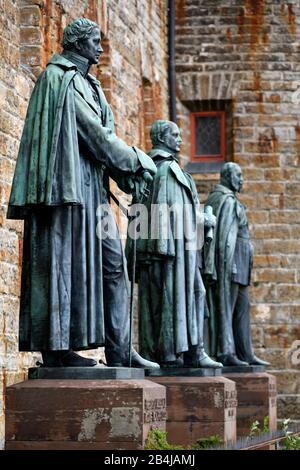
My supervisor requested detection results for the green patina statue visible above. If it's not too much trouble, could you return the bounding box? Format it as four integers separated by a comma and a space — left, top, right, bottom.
131, 120, 222, 368
204, 163, 270, 367
7, 18, 159, 369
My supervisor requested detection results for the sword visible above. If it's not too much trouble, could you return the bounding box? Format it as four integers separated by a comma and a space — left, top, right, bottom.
108, 174, 151, 368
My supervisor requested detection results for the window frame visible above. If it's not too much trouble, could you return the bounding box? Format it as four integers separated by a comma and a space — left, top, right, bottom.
190, 111, 226, 163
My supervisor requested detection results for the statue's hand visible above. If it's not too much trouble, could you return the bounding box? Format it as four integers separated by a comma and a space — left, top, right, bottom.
141, 170, 153, 185
204, 213, 216, 228
132, 171, 153, 203
127, 176, 135, 192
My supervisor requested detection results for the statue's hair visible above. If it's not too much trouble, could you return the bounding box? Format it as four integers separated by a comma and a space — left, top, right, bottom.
220, 162, 241, 181
150, 120, 174, 146
62, 18, 99, 50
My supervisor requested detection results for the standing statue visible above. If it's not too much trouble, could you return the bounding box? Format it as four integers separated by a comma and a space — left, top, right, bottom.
204, 163, 269, 367
7, 18, 159, 369
131, 120, 222, 368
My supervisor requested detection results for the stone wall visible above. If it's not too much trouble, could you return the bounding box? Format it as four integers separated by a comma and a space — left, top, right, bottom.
2, 0, 299, 448
0, 0, 168, 449
175, 0, 300, 422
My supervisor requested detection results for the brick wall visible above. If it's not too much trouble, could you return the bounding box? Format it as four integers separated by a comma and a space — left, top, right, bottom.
0, 0, 168, 449
0, 0, 35, 450
175, 0, 300, 422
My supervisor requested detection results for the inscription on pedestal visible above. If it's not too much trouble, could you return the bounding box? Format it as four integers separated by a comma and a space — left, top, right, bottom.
222, 372, 277, 437
224, 390, 238, 409
144, 398, 167, 423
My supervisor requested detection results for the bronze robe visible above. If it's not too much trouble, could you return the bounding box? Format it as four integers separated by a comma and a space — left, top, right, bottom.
134, 149, 205, 363
7, 52, 155, 352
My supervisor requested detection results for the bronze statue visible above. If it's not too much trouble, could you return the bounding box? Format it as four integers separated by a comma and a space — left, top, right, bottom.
130, 120, 222, 368
7, 18, 159, 368
204, 163, 269, 367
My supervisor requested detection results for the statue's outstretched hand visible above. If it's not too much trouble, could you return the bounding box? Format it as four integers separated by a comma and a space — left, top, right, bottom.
131, 171, 153, 203
204, 212, 216, 228
141, 170, 153, 184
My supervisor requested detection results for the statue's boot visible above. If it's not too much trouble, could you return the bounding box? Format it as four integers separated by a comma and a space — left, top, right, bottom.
41, 351, 64, 367
105, 348, 160, 369
196, 352, 223, 368
60, 351, 97, 367
218, 354, 248, 366
184, 347, 223, 368
130, 349, 160, 369
247, 355, 270, 366
41, 351, 97, 367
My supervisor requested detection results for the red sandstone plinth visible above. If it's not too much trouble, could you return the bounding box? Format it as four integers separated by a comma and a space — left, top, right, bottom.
148, 376, 237, 446
5, 379, 166, 450
222, 372, 277, 437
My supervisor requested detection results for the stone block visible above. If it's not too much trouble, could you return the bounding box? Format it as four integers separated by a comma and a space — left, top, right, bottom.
20, 27, 42, 45
223, 373, 277, 437
20, 45, 43, 67
277, 394, 300, 420
264, 325, 300, 349
5, 379, 166, 450
251, 325, 267, 348
247, 211, 270, 224
148, 376, 237, 446
0, 262, 19, 296
253, 268, 296, 284
269, 370, 300, 394
19, 6, 41, 27
276, 284, 300, 302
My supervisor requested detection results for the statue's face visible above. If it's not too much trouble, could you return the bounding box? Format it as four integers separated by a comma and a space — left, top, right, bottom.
162, 123, 182, 153
230, 165, 243, 192
77, 28, 103, 64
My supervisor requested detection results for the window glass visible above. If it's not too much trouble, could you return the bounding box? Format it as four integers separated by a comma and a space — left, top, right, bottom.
195, 115, 221, 156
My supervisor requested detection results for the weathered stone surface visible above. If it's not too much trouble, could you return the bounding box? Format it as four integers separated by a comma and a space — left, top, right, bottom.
175, 4, 300, 429
0, 0, 169, 449
5, 379, 166, 450
277, 394, 300, 420
148, 376, 237, 445
223, 373, 277, 437
269, 370, 300, 394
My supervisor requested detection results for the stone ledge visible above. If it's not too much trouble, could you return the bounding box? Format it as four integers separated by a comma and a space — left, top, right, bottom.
146, 367, 222, 377
221, 365, 266, 374
28, 366, 145, 380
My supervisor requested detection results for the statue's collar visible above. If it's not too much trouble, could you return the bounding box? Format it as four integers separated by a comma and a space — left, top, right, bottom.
61, 50, 90, 77
148, 148, 178, 162
214, 184, 235, 196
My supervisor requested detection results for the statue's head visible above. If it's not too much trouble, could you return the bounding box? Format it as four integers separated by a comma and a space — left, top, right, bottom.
62, 18, 102, 64
150, 120, 182, 155
220, 162, 243, 193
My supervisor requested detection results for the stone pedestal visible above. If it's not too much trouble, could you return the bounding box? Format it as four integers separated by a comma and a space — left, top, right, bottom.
5, 379, 166, 450
148, 376, 237, 447
222, 372, 277, 437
